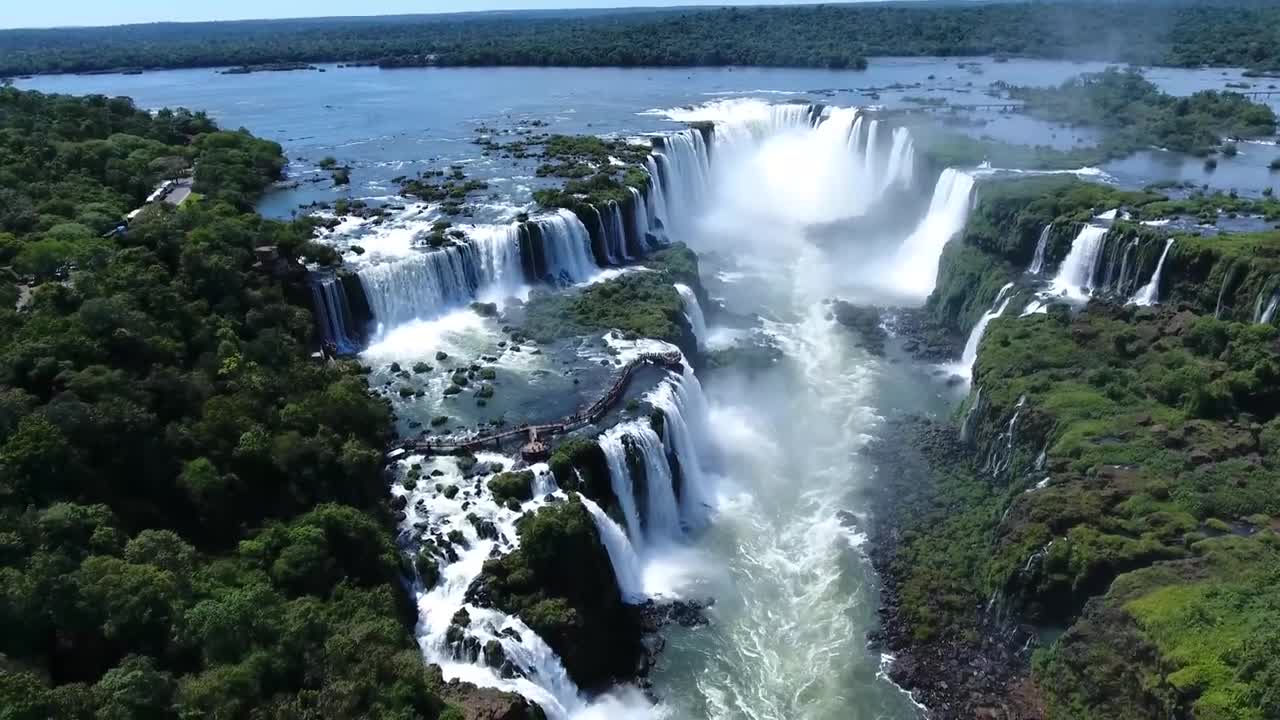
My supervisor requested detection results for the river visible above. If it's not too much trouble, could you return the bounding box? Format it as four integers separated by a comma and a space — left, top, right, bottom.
18, 58, 1276, 720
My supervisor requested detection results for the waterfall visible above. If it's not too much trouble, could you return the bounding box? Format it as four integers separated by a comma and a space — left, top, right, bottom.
985, 395, 1027, 478
601, 421, 682, 545
959, 283, 1015, 377
356, 220, 529, 333
608, 202, 631, 263
537, 209, 599, 285
651, 130, 711, 240
645, 363, 714, 531
892, 169, 976, 298
881, 126, 915, 192
1214, 269, 1233, 319
862, 119, 881, 182
599, 427, 647, 549
402, 458, 656, 720
674, 283, 708, 351
627, 186, 659, 254
1050, 225, 1109, 300
1130, 238, 1175, 306
959, 386, 984, 444
1028, 224, 1051, 275
1263, 294, 1280, 325
359, 244, 482, 333
310, 274, 360, 354
581, 496, 646, 603
1113, 239, 1139, 296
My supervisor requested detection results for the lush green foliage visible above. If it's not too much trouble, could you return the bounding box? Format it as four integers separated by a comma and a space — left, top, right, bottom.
0, 88, 455, 718
519, 244, 701, 351
1008, 68, 1277, 155
5, 2, 1280, 75
466, 495, 641, 692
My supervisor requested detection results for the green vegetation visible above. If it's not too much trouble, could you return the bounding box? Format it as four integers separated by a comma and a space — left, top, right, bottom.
520, 244, 702, 351
488, 470, 534, 503
1039, 533, 1280, 720
465, 495, 642, 692
0, 87, 463, 718
1007, 68, 1277, 155
8, 2, 1280, 75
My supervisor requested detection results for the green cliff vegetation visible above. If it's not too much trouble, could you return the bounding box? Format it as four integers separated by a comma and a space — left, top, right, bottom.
899, 172, 1280, 718
6, 2, 1280, 76
0, 88, 466, 718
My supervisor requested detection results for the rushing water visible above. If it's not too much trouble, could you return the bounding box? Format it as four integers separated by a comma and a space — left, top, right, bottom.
23, 58, 1278, 720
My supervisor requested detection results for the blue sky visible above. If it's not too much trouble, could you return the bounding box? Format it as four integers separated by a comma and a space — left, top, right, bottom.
4, 0, 887, 30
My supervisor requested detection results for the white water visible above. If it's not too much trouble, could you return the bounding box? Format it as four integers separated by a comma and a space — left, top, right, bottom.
958, 282, 1016, 378
1130, 238, 1175, 306
538, 209, 601, 285
582, 495, 647, 603
675, 283, 709, 350
642, 99, 933, 718
400, 456, 660, 720
600, 425, 648, 550
891, 169, 977, 298
1050, 225, 1109, 300
1263, 294, 1280, 325
1028, 224, 1051, 275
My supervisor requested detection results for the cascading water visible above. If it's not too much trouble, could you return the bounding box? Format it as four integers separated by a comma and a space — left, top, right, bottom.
359, 243, 484, 334
675, 283, 708, 351
1050, 225, 1109, 300
599, 427, 647, 549
1130, 238, 1175, 306
958, 283, 1016, 377
607, 201, 631, 263
537, 209, 600, 285
582, 496, 646, 603
891, 169, 977, 298
881, 127, 916, 192
310, 274, 360, 354
356, 220, 531, 334
1028, 224, 1051, 275
401, 457, 657, 720
1263, 293, 1280, 325
646, 363, 714, 532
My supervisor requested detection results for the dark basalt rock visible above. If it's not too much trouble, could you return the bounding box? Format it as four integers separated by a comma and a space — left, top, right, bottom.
430, 666, 545, 720
831, 300, 889, 355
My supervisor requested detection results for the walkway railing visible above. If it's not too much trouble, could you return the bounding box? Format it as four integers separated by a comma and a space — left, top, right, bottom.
391, 351, 683, 456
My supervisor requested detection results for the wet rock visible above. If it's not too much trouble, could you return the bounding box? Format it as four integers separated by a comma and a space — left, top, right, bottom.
483, 639, 506, 667
832, 301, 888, 355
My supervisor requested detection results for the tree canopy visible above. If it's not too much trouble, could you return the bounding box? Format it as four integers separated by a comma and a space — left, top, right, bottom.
0, 87, 456, 719
3, 1, 1280, 76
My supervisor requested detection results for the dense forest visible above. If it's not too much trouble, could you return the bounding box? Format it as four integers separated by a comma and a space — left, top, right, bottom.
3, 0, 1280, 76
0, 87, 468, 718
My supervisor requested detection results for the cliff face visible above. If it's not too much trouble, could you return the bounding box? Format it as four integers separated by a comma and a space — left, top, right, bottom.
879, 177, 1280, 720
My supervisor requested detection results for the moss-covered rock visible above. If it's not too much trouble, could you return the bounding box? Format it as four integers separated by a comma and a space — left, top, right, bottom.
488, 471, 534, 504
548, 437, 614, 511
465, 495, 643, 692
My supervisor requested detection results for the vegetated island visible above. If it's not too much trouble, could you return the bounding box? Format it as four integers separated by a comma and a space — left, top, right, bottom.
5, 0, 1280, 77
908, 67, 1279, 173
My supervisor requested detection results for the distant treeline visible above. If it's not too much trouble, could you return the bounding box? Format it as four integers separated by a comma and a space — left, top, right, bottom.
3, 1, 1280, 76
